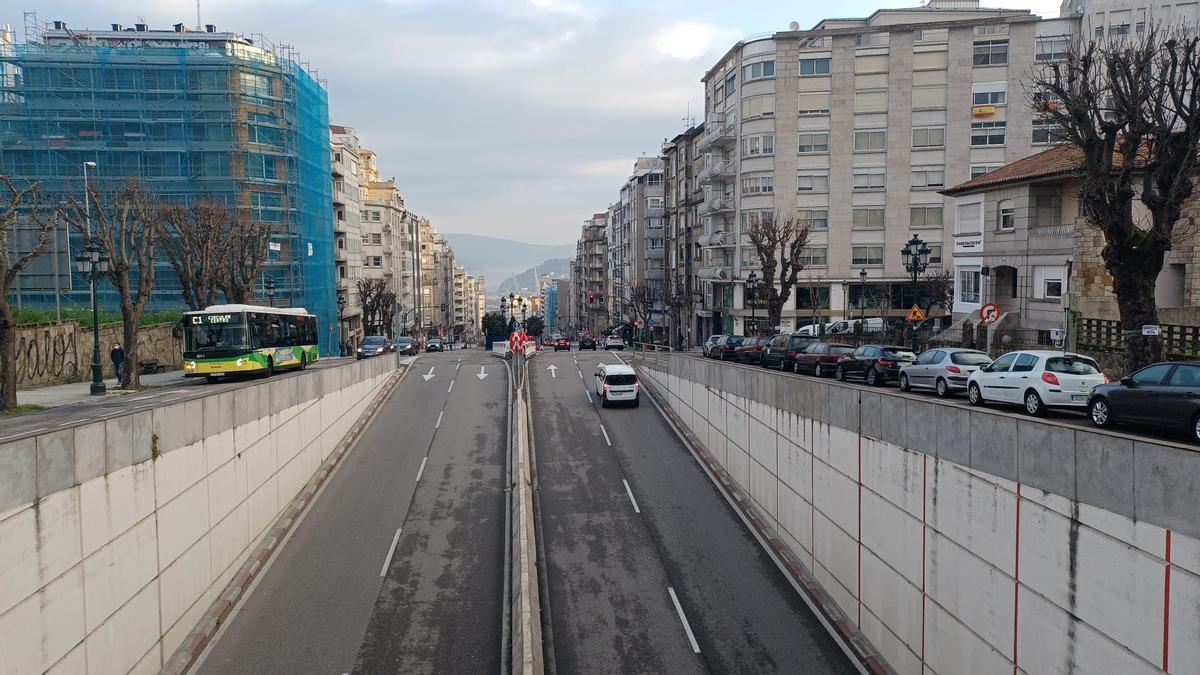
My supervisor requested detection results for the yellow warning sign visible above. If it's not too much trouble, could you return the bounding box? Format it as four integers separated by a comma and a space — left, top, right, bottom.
906, 305, 926, 322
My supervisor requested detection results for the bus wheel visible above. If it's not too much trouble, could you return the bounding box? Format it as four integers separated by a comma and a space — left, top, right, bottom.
299, 354, 307, 371
264, 357, 274, 378
204, 375, 219, 384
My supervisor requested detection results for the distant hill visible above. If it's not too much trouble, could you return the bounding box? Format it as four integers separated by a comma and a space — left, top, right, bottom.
498, 258, 572, 294
440, 233, 575, 291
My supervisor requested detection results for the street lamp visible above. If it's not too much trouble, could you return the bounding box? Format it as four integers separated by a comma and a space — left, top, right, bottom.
746, 271, 759, 336
264, 278, 276, 307
337, 295, 347, 355
900, 234, 932, 352
858, 268, 868, 322
75, 242, 110, 395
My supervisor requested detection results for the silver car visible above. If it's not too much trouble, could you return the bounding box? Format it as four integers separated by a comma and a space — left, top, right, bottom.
899, 348, 992, 397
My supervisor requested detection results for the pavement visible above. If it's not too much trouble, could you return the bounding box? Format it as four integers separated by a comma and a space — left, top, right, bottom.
528, 348, 855, 674
194, 350, 508, 675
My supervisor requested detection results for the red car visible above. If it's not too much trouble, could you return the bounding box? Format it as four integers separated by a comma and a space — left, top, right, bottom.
553, 336, 571, 351
792, 342, 855, 377
733, 336, 769, 364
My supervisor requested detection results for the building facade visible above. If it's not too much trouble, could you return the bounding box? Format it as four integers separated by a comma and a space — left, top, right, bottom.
662, 124, 705, 346
330, 125, 364, 350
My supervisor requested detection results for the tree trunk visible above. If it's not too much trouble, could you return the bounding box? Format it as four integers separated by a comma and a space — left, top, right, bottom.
1110, 267, 1163, 374
0, 301, 17, 411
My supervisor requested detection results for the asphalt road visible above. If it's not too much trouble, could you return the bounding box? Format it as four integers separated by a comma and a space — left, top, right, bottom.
529, 348, 855, 674
195, 350, 508, 675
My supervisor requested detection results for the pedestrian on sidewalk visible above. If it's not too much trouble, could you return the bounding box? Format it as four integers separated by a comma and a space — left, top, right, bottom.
110, 342, 126, 385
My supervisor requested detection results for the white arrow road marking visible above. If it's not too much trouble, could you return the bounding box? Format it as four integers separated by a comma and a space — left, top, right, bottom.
422, 366, 436, 382
547, 364, 558, 378
477, 365, 488, 381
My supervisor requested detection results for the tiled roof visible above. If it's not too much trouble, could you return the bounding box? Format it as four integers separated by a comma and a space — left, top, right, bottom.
329, 124, 349, 134
941, 144, 1085, 195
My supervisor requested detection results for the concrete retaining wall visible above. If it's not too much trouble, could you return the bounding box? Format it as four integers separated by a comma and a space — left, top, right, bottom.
0, 356, 398, 675
635, 354, 1200, 675
13, 320, 183, 388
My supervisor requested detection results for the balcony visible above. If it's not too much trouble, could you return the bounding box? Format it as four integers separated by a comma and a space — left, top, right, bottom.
698, 265, 729, 280
645, 248, 665, 260
697, 230, 735, 248
698, 159, 735, 184
697, 112, 736, 151
335, 248, 347, 262
646, 206, 665, 219
700, 194, 734, 215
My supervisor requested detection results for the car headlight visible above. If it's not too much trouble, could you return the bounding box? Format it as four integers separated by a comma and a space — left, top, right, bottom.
236, 358, 245, 367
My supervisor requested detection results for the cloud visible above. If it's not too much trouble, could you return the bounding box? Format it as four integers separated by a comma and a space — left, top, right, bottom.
655, 20, 739, 61
573, 159, 638, 179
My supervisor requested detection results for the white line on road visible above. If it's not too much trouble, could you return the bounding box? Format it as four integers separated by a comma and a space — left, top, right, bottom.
380, 527, 402, 577
600, 424, 611, 446
622, 479, 641, 513
585, 389, 593, 404
668, 587, 701, 654
456, 362, 461, 372
415, 456, 429, 483
435, 411, 444, 429
447, 379, 455, 394
577, 369, 582, 379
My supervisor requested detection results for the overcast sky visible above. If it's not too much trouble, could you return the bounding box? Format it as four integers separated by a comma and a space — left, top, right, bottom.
16, 0, 1060, 245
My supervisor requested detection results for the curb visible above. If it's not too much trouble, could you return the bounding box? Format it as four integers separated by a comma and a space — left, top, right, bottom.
632, 358, 892, 675
162, 365, 408, 675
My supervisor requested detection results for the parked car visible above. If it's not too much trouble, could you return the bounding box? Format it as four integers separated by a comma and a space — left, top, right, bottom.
835, 345, 917, 385
792, 342, 855, 377
392, 336, 418, 356
604, 335, 626, 350
760, 333, 815, 370
702, 334, 728, 357
899, 348, 992, 397
594, 363, 640, 408
734, 336, 770, 364
1088, 361, 1200, 442
554, 336, 571, 351
426, 338, 445, 353
798, 317, 886, 337
711, 335, 744, 360
579, 335, 597, 350
357, 335, 390, 360
967, 350, 1106, 416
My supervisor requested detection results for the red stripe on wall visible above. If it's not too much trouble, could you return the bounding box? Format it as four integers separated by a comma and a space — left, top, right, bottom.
1013, 483, 1022, 675
1164, 529, 1172, 672
921, 454, 927, 663
857, 432, 863, 625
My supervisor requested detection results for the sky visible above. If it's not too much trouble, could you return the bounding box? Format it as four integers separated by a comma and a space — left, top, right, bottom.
15, 0, 1061, 245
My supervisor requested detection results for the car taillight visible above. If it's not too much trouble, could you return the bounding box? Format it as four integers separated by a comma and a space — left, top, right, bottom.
634, 381, 640, 389
945, 366, 961, 374
787, 350, 796, 358
1103, 375, 1111, 384
603, 383, 609, 394
1042, 372, 1060, 386
876, 359, 893, 367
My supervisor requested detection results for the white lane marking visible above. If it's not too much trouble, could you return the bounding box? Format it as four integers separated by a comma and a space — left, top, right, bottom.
447, 379, 455, 394
585, 389, 593, 404
668, 587, 701, 654
435, 411, 444, 429
416, 456, 429, 483
547, 364, 558, 378
477, 365, 488, 380
422, 366, 436, 382
600, 424, 611, 447
456, 362, 461, 372
622, 479, 641, 514
380, 527, 402, 577
577, 369, 582, 379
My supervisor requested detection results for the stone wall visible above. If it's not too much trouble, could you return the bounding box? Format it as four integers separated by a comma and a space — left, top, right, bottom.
11, 321, 182, 388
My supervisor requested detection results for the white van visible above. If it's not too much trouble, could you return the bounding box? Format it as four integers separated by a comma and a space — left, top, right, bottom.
594, 363, 640, 408
816, 318, 886, 335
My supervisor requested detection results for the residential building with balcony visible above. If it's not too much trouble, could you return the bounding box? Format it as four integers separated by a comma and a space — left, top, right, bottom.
662, 123, 705, 347
609, 157, 665, 333
360, 147, 421, 335
330, 124, 365, 350
573, 212, 609, 335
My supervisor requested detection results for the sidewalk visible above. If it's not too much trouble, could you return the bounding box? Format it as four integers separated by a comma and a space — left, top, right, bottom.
15, 369, 189, 409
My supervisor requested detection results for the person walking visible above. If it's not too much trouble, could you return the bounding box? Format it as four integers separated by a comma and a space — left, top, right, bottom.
110, 342, 126, 385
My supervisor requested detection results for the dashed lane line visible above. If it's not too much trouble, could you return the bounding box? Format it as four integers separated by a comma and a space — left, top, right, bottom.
415, 456, 428, 483
379, 528, 402, 577
622, 479, 641, 514
668, 587, 701, 654
599, 424, 611, 447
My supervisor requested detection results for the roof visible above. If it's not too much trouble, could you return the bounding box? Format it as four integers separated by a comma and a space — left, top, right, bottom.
600, 363, 636, 375
941, 144, 1085, 195
329, 124, 349, 134
189, 304, 311, 316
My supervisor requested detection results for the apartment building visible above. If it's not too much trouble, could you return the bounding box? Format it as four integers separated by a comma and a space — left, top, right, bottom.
330, 124, 365, 351
662, 124, 705, 346
696, 0, 1076, 336
360, 148, 421, 334
574, 213, 609, 334
606, 158, 665, 330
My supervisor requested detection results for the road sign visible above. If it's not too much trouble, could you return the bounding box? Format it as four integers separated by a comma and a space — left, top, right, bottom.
906, 305, 926, 323
1142, 325, 1161, 336
647, 319, 655, 328
980, 303, 1000, 324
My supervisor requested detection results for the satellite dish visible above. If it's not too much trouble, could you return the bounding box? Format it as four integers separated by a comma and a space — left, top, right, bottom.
789, 21, 800, 31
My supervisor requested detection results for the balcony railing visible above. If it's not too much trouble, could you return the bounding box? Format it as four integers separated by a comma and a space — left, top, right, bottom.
646, 206, 665, 219
700, 194, 734, 214
698, 265, 729, 280
697, 112, 737, 150
698, 159, 734, 183
697, 230, 735, 248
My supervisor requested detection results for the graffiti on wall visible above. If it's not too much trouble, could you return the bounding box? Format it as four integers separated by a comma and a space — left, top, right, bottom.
15, 326, 80, 386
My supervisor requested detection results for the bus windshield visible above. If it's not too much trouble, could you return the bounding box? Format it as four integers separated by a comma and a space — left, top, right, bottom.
186, 322, 250, 352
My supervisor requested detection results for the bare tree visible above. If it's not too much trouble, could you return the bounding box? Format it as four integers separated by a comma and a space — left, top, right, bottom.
626, 281, 658, 340
918, 269, 955, 316
222, 215, 272, 305
379, 289, 397, 338
744, 211, 812, 329
65, 181, 161, 389
159, 199, 234, 310
1032, 28, 1200, 371
356, 278, 395, 336
0, 177, 57, 410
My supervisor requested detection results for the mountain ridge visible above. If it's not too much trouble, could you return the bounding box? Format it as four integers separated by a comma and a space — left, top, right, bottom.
440, 233, 576, 291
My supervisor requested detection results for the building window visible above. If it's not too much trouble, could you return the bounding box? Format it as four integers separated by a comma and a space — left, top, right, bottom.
958, 269, 981, 303
912, 50, 948, 70
854, 130, 887, 151
797, 132, 830, 153
1110, 23, 1130, 36
371, 256, 383, 268
797, 209, 829, 230
973, 40, 1009, 66
912, 85, 948, 109
927, 243, 943, 265
371, 211, 382, 221
743, 60, 775, 81
855, 53, 889, 73
798, 92, 831, 115
853, 208, 885, 229
1036, 36, 1069, 61
956, 201, 983, 234
371, 232, 383, 244
741, 247, 762, 267
1032, 122, 1067, 144
800, 57, 831, 76
912, 127, 945, 148
741, 173, 774, 195
911, 165, 945, 188
852, 168, 886, 191
998, 201, 1016, 230
855, 90, 889, 113
742, 95, 775, 119
974, 24, 1008, 36
799, 247, 829, 267
972, 85, 1007, 105
970, 164, 1002, 179
743, 134, 775, 157
725, 72, 737, 98
1032, 194, 1062, 227
1034, 265, 1065, 299
796, 173, 829, 193
648, 173, 664, 185
856, 33, 887, 48
970, 121, 1006, 146
852, 245, 885, 266
910, 206, 943, 228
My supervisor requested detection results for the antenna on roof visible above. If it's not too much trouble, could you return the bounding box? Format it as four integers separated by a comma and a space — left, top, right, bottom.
196, 0, 202, 30
682, 102, 695, 129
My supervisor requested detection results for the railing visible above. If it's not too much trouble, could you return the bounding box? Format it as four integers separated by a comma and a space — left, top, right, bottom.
1076, 318, 1200, 358
701, 195, 733, 214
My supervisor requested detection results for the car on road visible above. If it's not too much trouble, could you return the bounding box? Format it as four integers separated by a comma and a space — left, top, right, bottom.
702, 334, 728, 357
554, 336, 571, 351
733, 336, 769, 364
711, 335, 744, 360
968, 350, 1106, 416
899, 348, 992, 397
594, 363, 640, 408
760, 333, 814, 371
792, 342, 854, 377
579, 335, 597, 350
357, 336, 391, 360
604, 335, 626, 350
392, 336, 418, 356
835, 345, 917, 385
1088, 361, 1200, 442
796, 317, 885, 337
426, 338, 445, 353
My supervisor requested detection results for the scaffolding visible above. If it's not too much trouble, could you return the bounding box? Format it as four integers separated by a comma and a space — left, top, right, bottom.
0, 15, 337, 354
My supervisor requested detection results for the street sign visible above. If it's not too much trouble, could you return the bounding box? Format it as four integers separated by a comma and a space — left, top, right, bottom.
1142, 325, 1161, 336
980, 303, 1001, 324
647, 319, 655, 328
906, 305, 926, 323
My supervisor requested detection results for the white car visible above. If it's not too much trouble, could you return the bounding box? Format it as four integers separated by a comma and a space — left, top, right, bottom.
967, 350, 1107, 416
594, 363, 639, 407
604, 335, 625, 350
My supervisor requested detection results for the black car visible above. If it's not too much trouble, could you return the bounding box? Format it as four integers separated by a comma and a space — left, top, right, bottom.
579, 335, 597, 350
392, 336, 418, 356
426, 338, 444, 352
760, 332, 814, 371
835, 344, 917, 385
1089, 361, 1200, 443
357, 336, 390, 360
711, 336, 744, 360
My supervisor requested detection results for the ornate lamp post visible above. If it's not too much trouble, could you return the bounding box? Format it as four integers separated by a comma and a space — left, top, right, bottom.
337, 295, 347, 355
265, 279, 276, 307
75, 242, 110, 395
746, 270, 759, 336
900, 234, 932, 352
858, 268, 868, 322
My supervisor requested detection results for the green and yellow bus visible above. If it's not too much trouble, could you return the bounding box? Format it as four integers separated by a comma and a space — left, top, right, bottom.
182, 304, 319, 382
